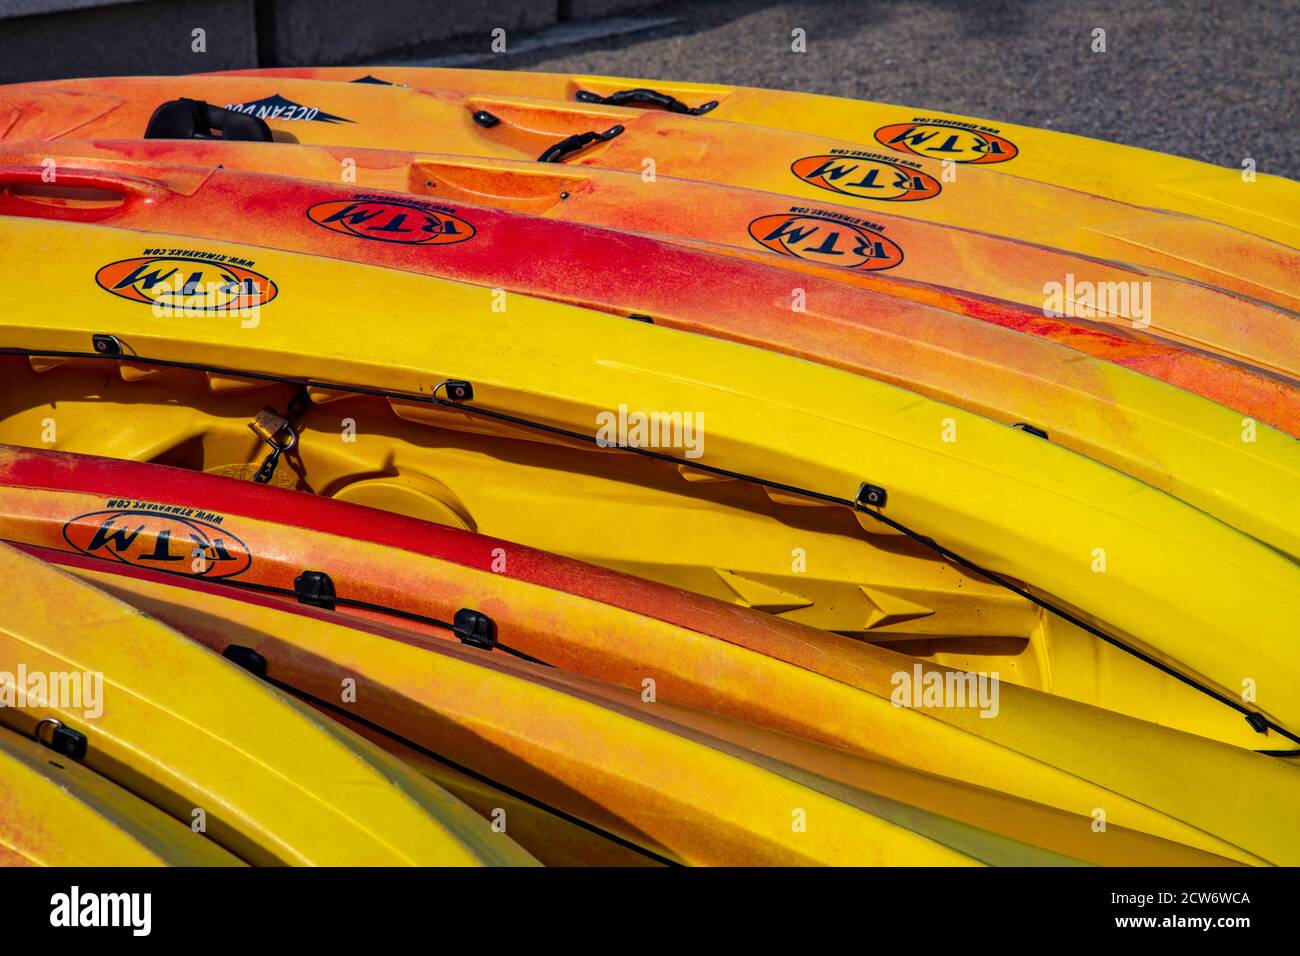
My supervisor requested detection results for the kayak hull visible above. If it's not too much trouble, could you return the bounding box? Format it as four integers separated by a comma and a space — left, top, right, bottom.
0, 541, 537, 866
4, 76, 1299, 319
1, 153, 1296, 566
209, 65, 1300, 250
0, 724, 245, 866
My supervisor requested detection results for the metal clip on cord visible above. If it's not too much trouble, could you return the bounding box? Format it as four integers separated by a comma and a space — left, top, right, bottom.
252, 429, 296, 484
249, 390, 310, 484
537, 125, 626, 163
575, 88, 719, 116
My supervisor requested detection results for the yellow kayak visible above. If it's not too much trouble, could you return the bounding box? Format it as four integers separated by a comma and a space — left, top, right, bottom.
0, 542, 536, 866
4, 76, 1299, 316
213, 66, 1300, 250
0, 217, 1296, 750
62, 564, 1040, 867
46, 547, 1286, 866
378, 755, 662, 867
10, 357, 1214, 741
0, 723, 244, 866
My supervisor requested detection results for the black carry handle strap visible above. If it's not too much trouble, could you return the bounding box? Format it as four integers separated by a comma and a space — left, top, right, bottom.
144, 98, 273, 141
576, 88, 719, 116
537, 124, 625, 163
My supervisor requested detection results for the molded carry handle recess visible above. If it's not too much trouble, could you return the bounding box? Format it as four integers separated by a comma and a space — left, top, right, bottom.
0, 166, 165, 222
471, 108, 627, 164
575, 87, 719, 116
410, 159, 591, 211
144, 98, 273, 141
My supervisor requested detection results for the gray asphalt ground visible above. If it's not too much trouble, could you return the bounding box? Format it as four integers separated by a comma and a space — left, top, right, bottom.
395, 0, 1300, 180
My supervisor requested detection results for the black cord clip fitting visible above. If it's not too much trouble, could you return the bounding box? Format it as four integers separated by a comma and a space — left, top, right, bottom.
294, 570, 337, 610
35, 718, 88, 760
452, 608, 498, 650
92, 334, 123, 357
223, 644, 269, 678
855, 482, 888, 509
1245, 712, 1270, 734
439, 380, 474, 402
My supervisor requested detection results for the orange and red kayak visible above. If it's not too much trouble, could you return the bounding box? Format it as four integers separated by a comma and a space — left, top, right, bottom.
0, 442, 988, 745
3, 75, 1299, 325
6, 138, 1294, 440
0, 153, 1296, 559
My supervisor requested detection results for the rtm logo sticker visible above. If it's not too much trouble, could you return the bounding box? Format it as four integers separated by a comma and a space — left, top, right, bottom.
749, 213, 904, 270
223, 94, 354, 124
875, 121, 1019, 165
306, 198, 476, 245
63, 510, 253, 579
791, 154, 942, 201
95, 256, 277, 310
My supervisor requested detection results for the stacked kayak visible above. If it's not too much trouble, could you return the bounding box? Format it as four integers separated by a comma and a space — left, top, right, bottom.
0, 66, 1296, 868
207, 65, 1300, 249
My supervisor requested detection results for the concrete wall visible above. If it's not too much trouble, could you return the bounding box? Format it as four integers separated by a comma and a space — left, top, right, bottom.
263, 0, 555, 67
566, 0, 644, 17
0, 0, 257, 83
0, 0, 651, 82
